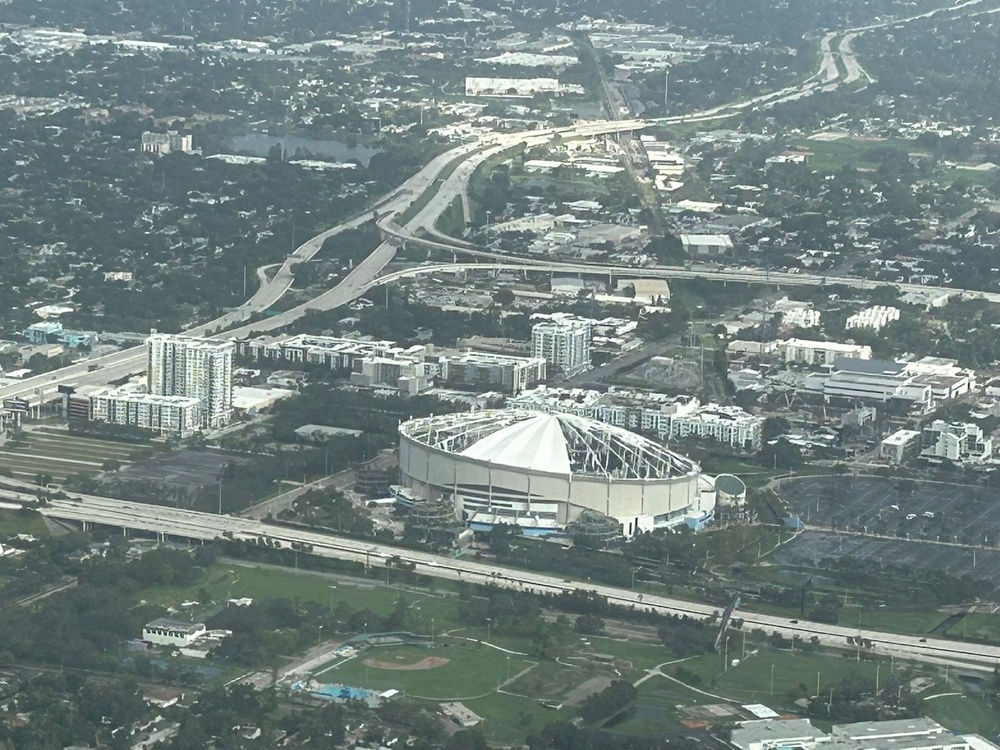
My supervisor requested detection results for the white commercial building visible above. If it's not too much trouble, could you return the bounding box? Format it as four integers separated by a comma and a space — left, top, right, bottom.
147, 333, 234, 428
510, 386, 762, 450
141, 131, 193, 156
881, 429, 921, 464
732, 719, 985, 750
680, 234, 734, 257
464, 76, 584, 97
802, 356, 973, 413
142, 618, 207, 647
438, 351, 547, 395
531, 314, 592, 377
779, 338, 873, 366
804, 358, 933, 412
846, 305, 901, 332
920, 420, 993, 464
89, 385, 202, 438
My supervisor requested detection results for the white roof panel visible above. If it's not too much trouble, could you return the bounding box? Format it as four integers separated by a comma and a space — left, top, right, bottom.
460, 413, 571, 474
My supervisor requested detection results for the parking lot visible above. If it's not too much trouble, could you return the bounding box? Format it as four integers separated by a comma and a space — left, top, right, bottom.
107, 449, 252, 491
771, 530, 1000, 588
775, 475, 1000, 546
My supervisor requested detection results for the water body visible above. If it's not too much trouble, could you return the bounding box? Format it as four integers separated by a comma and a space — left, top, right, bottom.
228, 133, 381, 167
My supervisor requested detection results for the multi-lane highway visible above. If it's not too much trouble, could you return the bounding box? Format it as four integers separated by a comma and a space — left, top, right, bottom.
0, 119, 645, 406
2, 482, 997, 671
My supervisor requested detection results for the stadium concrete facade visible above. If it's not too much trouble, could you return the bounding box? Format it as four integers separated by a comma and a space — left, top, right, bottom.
398, 410, 713, 537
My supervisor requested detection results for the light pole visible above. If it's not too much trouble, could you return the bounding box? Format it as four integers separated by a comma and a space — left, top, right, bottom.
485, 210, 492, 236
329, 584, 337, 614
631, 565, 642, 589
431, 617, 435, 648
486, 617, 492, 641
318, 624, 324, 648
770, 663, 775, 695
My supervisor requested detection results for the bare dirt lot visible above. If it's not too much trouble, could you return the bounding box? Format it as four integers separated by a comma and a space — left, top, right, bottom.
362, 656, 449, 671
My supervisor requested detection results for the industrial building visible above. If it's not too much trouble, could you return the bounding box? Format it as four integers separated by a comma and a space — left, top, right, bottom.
438, 351, 547, 395
509, 386, 762, 450
147, 333, 234, 427
398, 410, 710, 537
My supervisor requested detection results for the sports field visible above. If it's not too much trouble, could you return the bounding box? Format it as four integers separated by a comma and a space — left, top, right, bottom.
327, 640, 532, 700
0, 429, 148, 481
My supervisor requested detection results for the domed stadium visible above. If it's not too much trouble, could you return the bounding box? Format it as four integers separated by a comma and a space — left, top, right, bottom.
398, 410, 711, 537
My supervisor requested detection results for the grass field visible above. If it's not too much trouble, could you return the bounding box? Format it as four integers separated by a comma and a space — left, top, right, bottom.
464, 690, 562, 744
950, 613, 1000, 644
672, 650, 882, 707
0, 430, 149, 481
923, 693, 1000, 735
854, 610, 947, 636
140, 563, 463, 625
326, 639, 533, 700
0, 508, 49, 536
790, 137, 917, 172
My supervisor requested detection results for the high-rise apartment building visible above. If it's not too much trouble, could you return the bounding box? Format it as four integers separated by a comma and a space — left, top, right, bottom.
147, 333, 234, 428
531, 315, 592, 378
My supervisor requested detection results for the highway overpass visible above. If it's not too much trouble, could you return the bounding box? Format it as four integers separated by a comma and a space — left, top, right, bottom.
3, 481, 999, 672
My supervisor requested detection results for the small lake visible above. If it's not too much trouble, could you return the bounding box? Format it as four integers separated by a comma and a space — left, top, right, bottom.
228, 134, 381, 167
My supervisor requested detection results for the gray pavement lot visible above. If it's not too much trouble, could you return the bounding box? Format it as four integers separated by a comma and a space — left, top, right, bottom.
107, 448, 253, 490
770, 530, 1000, 589
775, 475, 1000, 545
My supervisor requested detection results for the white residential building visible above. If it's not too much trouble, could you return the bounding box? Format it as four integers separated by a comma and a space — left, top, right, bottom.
846, 305, 901, 332
920, 421, 993, 464
147, 334, 234, 428
438, 351, 547, 395
141, 131, 193, 156
236, 333, 399, 370
779, 338, 873, 366
509, 385, 762, 450
531, 315, 592, 377
89, 386, 202, 438
350, 351, 432, 396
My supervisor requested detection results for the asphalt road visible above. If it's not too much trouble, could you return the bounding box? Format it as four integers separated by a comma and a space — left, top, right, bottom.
2, 480, 999, 671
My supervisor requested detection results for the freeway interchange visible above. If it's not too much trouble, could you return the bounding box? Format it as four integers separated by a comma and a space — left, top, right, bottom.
4, 0, 1000, 672
2, 481, 999, 672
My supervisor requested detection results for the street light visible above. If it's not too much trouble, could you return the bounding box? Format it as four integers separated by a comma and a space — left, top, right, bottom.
631, 565, 643, 590
318, 624, 324, 647
486, 617, 492, 641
